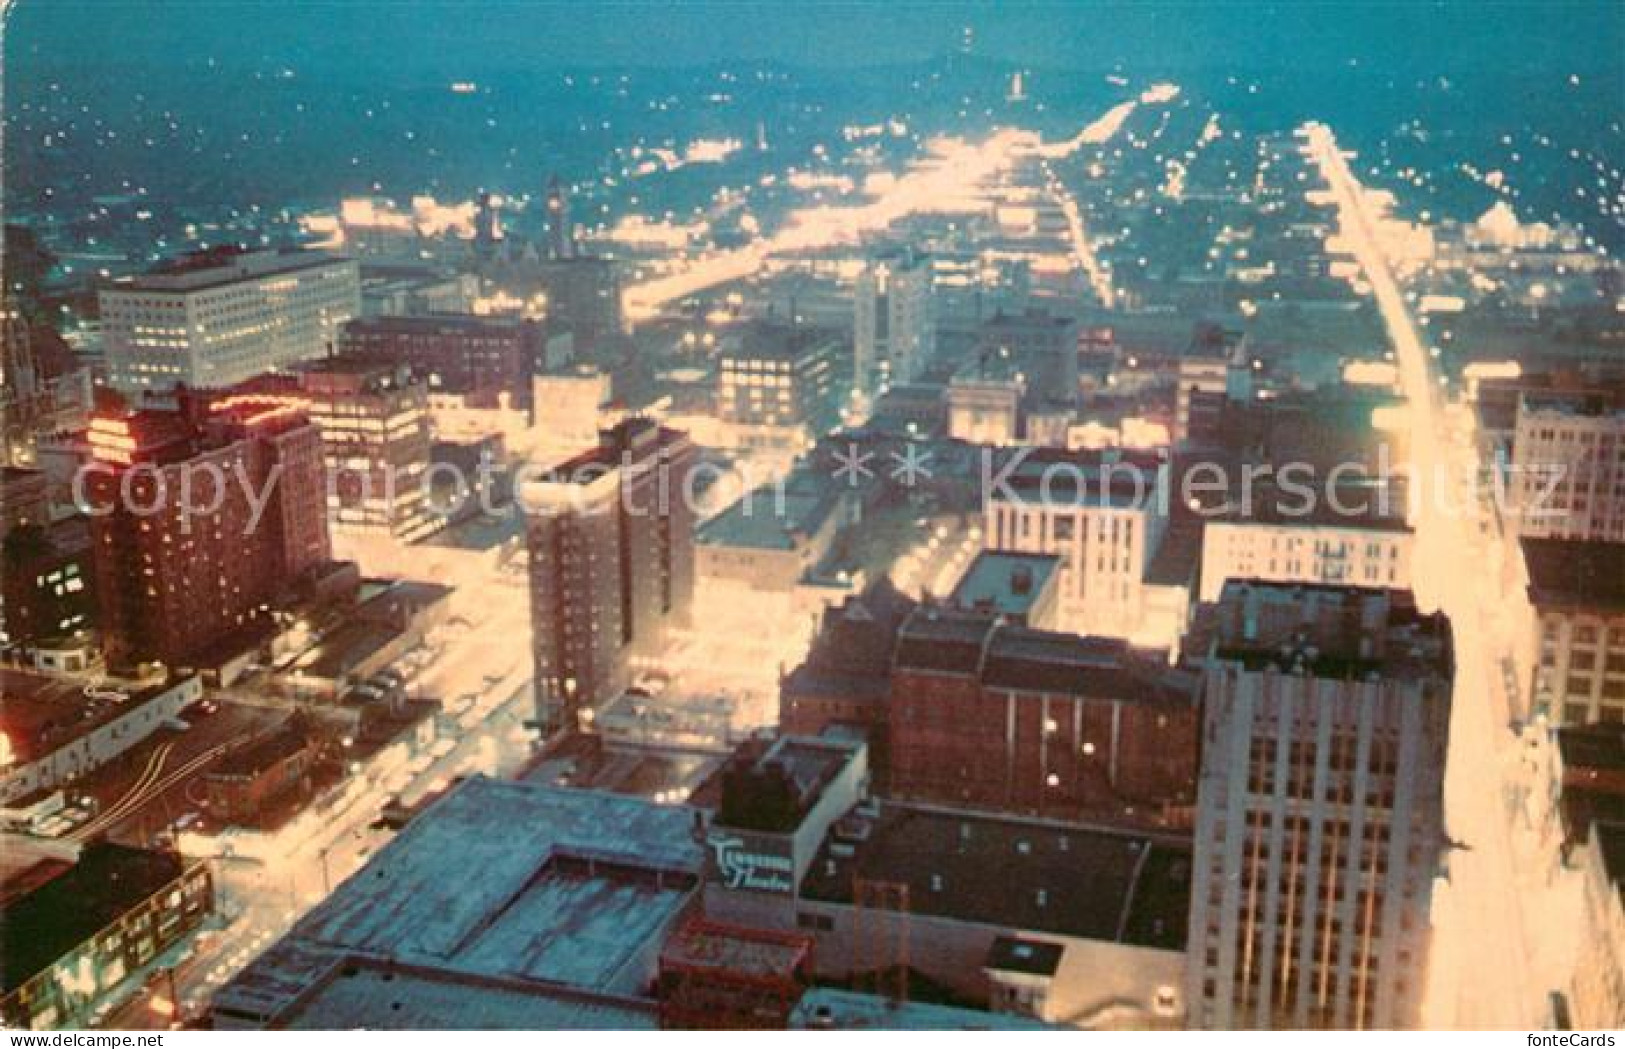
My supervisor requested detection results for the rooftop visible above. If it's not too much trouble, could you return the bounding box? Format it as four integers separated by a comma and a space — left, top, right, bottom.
0, 671, 192, 765
893, 610, 1193, 705
276, 959, 658, 1031
986, 935, 1066, 977
1195, 581, 1454, 680
985, 448, 1164, 509
800, 803, 1190, 952
1558, 723, 1625, 774
1522, 537, 1625, 612
214, 777, 704, 1024
1, 843, 192, 993
659, 918, 813, 981
716, 734, 864, 834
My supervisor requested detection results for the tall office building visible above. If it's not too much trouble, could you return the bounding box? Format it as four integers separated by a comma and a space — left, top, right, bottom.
84, 393, 331, 668
99, 249, 360, 393
1185, 581, 1453, 1030
340, 313, 541, 408
1510, 389, 1625, 543
984, 448, 1169, 637
293, 353, 436, 542
524, 418, 696, 733
854, 251, 935, 394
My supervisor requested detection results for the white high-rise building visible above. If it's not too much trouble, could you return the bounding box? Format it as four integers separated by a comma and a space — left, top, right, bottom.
100, 249, 360, 392
1186, 581, 1452, 1031
854, 252, 934, 394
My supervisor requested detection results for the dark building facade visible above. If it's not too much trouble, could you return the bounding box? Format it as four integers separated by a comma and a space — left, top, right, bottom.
525, 418, 696, 733
340, 313, 541, 408
83, 393, 331, 669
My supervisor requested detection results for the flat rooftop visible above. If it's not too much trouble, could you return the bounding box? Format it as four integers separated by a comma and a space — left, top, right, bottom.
893, 610, 1193, 706
1522, 538, 1625, 612
949, 551, 1060, 617
1196, 581, 1453, 680
800, 803, 1190, 952
1, 843, 191, 993
277, 960, 658, 1031
214, 777, 704, 1025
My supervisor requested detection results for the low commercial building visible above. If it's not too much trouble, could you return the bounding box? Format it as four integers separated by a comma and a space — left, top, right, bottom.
793, 803, 1189, 1026
0, 671, 202, 806
657, 918, 814, 1029
888, 609, 1198, 827
1569, 820, 1625, 1029
0, 842, 213, 1030
697, 467, 857, 597
201, 719, 318, 825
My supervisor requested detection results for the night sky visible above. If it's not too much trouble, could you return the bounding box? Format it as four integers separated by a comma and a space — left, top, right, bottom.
10, 1, 1624, 77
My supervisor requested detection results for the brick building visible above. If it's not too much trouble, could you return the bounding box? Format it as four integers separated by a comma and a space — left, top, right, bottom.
82, 391, 330, 669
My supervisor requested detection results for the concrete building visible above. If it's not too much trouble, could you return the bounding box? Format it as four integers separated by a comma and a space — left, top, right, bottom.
100, 249, 359, 393
1, 842, 213, 1031
536, 257, 624, 343
340, 313, 542, 409
523, 419, 696, 732
212, 776, 705, 1029
976, 308, 1080, 407
887, 609, 1198, 826
532, 364, 613, 451
984, 448, 1169, 637
854, 251, 935, 394
1515, 537, 1625, 726
82, 393, 331, 669
293, 353, 437, 542
1196, 484, 1414, 603
946, 359, 1025, 446
1510, 389, 1625, 543
1186, 582, 1453, 1030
